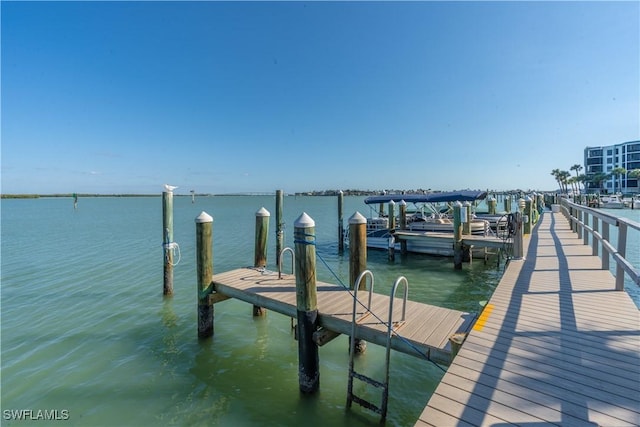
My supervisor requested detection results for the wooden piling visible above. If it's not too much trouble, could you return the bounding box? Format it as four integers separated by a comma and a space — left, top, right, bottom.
276, 190, 284, 266
488, 197, 497, 215
163, 190, 174, 296
524, 196, 532, 235
512, 211, 524, 260
196, 211, 214, 338
253, 207, 270, 316
294, 212, 319, 394
399, 200, 407, 255
349, 212, 368, 354
388, 200, 396, 261
462, 201, 471, 235
453, 202, 463, 269
504, 195, 511, 213
338, 190, 345, 254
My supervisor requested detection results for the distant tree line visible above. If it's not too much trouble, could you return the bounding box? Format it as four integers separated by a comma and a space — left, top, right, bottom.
551, 164, 640, 194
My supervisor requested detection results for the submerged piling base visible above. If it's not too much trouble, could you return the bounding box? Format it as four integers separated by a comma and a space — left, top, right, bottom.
297, 310, 319, 394
198, 301, 213, 338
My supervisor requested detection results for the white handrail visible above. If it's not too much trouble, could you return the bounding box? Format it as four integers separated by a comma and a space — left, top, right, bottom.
560, 198, 640, 289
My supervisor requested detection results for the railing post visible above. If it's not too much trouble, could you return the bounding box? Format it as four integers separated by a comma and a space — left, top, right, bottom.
592, 216, 599, 256
576, 208, 583, 241
196, 211, 214, 338
349, 212, 368, 354
253, 207, 270, 316
583, 209, 589, 246
602, 222, 610, 271
294, 212, 319, 394
616, 222, 627, 291
162, 190, 174, 296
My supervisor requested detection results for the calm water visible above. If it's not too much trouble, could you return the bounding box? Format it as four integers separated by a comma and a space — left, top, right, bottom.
1, 196, 638, 426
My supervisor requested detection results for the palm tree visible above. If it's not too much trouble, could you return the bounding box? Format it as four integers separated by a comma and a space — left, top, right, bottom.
577, 174, 587, 193
629, 169, 640, 195
589, 172, 608, 194
559, 170, 571, 194
610, 167, 627, 194
568, 176, 578, 197
550, 169, 562, 192
570, 164, 583, 193
628, 169, 640, 188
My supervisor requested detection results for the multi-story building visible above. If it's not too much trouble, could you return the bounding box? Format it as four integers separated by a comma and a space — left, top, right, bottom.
584, 140, 640, 194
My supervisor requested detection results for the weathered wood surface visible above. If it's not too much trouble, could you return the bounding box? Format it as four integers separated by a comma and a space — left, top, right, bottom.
211, 268, 476, 365
416, 211, 640, 426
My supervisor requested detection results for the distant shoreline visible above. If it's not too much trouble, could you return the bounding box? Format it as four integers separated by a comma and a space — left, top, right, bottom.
1, 189, 546, 199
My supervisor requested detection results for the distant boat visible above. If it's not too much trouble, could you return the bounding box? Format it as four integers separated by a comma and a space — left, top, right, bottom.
600, 194, 625, 209
359, 190, 492, 255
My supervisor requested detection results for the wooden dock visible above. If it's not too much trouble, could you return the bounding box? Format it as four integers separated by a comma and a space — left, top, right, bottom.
211, 267, 477, 365
416, 210, 640, 426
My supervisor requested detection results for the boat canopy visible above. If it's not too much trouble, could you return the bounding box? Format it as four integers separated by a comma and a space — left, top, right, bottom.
364, 190, 488, 205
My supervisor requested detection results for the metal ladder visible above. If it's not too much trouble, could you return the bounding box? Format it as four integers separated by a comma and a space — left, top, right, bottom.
346, 271, 408, 421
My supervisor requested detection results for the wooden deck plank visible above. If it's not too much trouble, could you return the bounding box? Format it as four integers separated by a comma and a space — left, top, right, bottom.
440, 358, 637, 426
417, 211, 640, 426
459, 338, 640, 397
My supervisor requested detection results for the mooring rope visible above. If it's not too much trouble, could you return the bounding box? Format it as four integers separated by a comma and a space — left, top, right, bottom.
301, 236, 448, 372
162, 241, 181, 267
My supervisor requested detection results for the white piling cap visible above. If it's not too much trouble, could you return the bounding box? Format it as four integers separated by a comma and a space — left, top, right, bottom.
294, 212, 315, 228
389, 199, 396, 206
195, 211, 213, 223
399, 199, 406, 206
256, 207, 270, 217
348, 211, 367, 224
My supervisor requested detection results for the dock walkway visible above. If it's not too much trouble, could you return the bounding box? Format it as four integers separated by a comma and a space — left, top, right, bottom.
211, 267, 476, 365
416, 211, 640, 426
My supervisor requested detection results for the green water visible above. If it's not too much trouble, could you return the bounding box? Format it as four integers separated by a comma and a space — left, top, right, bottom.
6, 195, 634, 426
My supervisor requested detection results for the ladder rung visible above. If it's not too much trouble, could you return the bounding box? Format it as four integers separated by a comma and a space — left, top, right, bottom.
350, 394, 383, 415
351, 371, 385, 389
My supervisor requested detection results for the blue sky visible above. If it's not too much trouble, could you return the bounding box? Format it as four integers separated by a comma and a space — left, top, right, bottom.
2, 1, 638, 195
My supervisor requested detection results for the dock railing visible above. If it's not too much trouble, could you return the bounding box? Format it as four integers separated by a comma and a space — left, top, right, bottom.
559, 197, 640, 290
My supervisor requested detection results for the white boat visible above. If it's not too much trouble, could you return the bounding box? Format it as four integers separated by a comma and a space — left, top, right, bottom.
600, 194, 625, 209
360, 190, 492, 256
